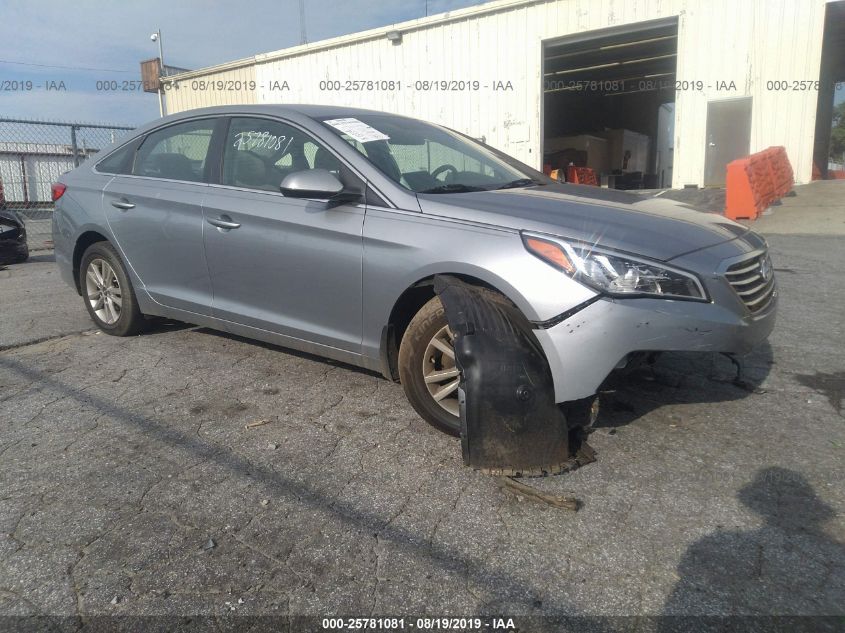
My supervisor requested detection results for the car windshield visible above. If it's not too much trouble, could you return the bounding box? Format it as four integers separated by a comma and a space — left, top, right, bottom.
319, 114, 540, 193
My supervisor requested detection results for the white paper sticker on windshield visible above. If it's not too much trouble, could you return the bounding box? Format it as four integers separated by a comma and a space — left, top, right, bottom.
324, 117, 390, 143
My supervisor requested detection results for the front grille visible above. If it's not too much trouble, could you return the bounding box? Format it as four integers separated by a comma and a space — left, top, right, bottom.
725, 251, 776, 314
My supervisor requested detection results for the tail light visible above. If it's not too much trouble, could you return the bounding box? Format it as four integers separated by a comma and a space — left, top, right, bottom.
51, 182, 67, 201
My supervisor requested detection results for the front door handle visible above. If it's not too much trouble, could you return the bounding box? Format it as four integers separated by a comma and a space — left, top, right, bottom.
110, 200, 135, 210
207, 216, 241, 230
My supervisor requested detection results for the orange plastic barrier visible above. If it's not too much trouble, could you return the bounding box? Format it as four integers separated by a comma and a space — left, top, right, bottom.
566, 165, 598, 186
766, 146, 793, 197
725, 147, 793, 221
725, 158, 768, 220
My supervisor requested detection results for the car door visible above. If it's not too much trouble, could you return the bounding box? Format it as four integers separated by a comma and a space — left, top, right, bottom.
202, 116, 365, 352
102, 117, 218, 315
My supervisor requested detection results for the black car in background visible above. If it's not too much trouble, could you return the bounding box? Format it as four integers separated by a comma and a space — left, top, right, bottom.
0, 208, 29, 264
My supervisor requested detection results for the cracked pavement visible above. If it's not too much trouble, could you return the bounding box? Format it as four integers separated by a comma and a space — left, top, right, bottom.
1, 199, 844, 630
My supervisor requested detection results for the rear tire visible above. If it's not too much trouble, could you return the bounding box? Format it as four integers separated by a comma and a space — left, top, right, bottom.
79, 241, 146, 337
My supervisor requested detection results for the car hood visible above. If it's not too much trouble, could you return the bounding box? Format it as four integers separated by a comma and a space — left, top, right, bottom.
416, 184, 750, 261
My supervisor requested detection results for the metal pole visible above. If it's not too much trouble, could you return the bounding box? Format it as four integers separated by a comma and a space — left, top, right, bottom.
156, 30, 164, 67
70, 125, 80, 167
156, 29, 167, 117
299, 0, 307, 44
20, 155, 28, 205
157, 84, 164, 118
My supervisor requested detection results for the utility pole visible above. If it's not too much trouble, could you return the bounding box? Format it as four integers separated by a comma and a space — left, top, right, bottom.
151, 29, 166, 117
299, 0, 307, 45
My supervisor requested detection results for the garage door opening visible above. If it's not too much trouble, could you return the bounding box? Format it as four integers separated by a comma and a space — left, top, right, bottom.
542, 18, 679, 189
813, 0, 845, 179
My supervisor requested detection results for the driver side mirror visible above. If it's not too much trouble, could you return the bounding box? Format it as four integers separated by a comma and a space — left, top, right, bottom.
279, 169, 361, 204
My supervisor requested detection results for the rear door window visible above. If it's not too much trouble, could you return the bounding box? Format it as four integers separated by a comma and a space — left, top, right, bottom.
221, 117, 344, 192
133, 119, 215, 182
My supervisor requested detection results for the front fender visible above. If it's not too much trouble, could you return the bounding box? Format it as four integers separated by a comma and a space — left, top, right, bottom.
361, 207, 596, 360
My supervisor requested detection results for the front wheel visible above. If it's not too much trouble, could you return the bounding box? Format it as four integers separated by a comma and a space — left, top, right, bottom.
398, 296, 462, 435
399, 290, 543, 435
79, 241, 146, 337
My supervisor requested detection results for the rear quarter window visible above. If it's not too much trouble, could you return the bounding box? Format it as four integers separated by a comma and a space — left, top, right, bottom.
95, 141, 137, 175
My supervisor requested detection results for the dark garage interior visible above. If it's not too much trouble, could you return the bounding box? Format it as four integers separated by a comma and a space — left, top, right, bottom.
813, 0, 845, 179
542, 18, 678, 189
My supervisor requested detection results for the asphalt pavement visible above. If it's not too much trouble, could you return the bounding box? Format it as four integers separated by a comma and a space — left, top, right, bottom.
0, 182, 843, 631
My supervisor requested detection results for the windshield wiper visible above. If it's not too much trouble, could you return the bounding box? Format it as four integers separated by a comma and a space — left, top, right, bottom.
419, 184, 487, 194
495, 178, 544, 190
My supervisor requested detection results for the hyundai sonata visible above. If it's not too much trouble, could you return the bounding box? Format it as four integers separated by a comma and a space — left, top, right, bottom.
52, 105, 776, 434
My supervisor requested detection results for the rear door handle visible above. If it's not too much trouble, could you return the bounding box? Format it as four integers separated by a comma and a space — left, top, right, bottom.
110, 200, 135, 210
207, 217, 241, 230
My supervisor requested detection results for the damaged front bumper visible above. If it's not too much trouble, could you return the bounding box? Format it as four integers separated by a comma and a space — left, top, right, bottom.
430, 240, 777, 475
535, 287, 777, 403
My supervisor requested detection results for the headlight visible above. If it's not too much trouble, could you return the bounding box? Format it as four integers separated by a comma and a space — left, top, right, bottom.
522, 233, 708, 301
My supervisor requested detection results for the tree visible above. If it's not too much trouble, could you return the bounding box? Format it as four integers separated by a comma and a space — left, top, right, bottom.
830, 101, 845, 164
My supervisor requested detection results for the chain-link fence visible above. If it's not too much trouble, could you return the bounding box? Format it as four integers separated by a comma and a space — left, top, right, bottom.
0, 118, 134, 251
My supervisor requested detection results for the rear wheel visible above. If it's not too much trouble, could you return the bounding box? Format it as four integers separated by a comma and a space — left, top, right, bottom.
79, 241, 145, 336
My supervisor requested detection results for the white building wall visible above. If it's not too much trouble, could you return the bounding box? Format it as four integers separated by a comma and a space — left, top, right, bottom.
163, 0, 827, 187
0, 153, 78, 203
672, 0, 827, 186
165, 64, 257, 113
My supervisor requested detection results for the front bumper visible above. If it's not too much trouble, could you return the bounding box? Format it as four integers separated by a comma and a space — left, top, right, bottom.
535, 286, 777, 403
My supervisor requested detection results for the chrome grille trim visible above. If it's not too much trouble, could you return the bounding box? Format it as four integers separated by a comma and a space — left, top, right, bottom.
730, 273, 763, 286
725, 251, 776, 314
736, 280, 770, 297
728, 261, 761, 276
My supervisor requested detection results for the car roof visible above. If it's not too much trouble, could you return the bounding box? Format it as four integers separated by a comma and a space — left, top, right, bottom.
163, 103, 408, 122
126, 104, 418, 139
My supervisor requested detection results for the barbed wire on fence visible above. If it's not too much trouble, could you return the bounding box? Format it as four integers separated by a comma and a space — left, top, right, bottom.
0, 118, 134, 251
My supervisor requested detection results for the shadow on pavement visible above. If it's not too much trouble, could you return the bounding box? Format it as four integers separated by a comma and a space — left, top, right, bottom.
793, 370, 845, 417
658, 467, 844, 632
595, 343, 774, 429
0, 355, 576, 625
183, 327, 775, 431
24, 252, 56, 264
192, 327, 383, 379
140, 317, 196, 337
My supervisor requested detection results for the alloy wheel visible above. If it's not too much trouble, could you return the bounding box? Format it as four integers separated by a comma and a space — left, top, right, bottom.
85, 258, 122, 325
421, 324, 460, 416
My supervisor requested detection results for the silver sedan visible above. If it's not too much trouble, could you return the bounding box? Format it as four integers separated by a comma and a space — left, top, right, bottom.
52, 105, 776, 435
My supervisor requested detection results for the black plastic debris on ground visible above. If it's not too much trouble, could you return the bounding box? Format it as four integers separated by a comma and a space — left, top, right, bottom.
433, 275, 595, 477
